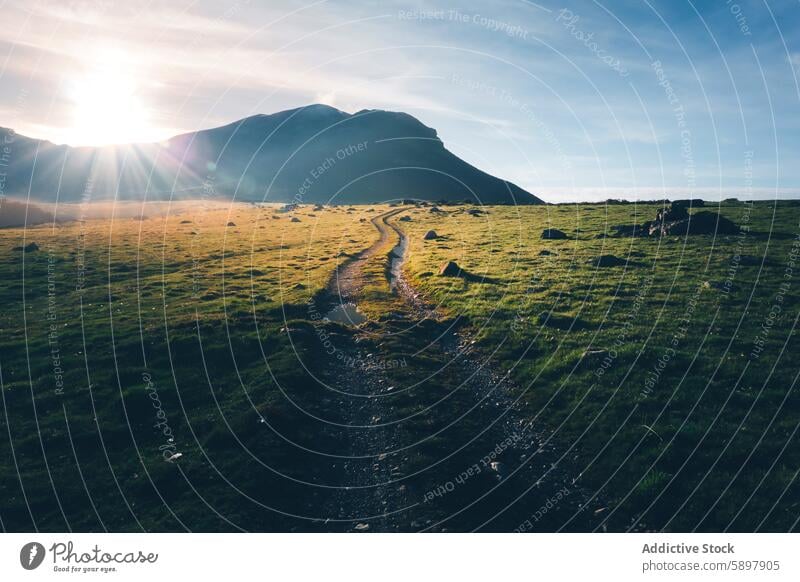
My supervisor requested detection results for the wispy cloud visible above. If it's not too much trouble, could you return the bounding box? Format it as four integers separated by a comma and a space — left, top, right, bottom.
0, 0, 798, 198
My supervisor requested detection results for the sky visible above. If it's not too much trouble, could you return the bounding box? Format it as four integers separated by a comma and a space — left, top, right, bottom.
1, 0, 799, 202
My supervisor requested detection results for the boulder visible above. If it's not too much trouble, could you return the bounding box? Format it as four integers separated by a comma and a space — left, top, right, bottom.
14, 242, 40, 252
423, 230, 439, 240
541, 228, 568, 240
398, 215, 412, 222
290, 217, 301, 223
654, 202, 689, 225
650, 211, 738, 236
438, 261, 462, 277
430, 206, 444, 213
226, 221, 236, 227
590, 254, 628, 267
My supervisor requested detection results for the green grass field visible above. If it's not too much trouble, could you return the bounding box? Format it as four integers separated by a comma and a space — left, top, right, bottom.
1, 199, 798, 532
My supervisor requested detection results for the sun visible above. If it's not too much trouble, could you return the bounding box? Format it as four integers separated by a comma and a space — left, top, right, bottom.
64, 52, 160, 146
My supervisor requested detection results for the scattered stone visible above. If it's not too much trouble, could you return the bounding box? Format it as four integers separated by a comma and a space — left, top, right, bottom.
466, 208, 484, 216
423, 230, 439, 240
226, 221, 236, 227
648, 202, 738, 236
313, 204, 324, 211
541, 228, 567, 240
538, 249, 554, 256
398, 215, 412, 222
430, 206, 444, 213
438, 261, 462, 277
589, 254, 628, 267
290, 217, 301, 223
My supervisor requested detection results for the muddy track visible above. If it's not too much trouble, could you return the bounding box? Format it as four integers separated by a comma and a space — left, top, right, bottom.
325, 207, 407, 304
310, 207, 601, 532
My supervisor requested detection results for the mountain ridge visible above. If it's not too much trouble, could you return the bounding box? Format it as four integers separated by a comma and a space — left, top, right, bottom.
0, 104, 543, 205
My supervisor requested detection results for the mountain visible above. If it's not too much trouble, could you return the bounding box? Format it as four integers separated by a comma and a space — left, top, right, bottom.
0, 104, 542, 205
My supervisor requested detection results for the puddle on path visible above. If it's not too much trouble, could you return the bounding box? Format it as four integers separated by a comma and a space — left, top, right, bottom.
324, 302, 368, 325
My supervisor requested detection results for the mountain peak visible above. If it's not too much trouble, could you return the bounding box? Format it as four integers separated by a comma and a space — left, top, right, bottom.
1, 105, 543, 205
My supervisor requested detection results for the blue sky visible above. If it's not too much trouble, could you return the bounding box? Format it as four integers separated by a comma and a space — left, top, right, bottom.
1, 0, 799, 201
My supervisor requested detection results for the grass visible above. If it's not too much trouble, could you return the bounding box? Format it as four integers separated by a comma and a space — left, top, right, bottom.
1, 199, 798, 532
0, 202, 380, 531
400, 200, 800, 531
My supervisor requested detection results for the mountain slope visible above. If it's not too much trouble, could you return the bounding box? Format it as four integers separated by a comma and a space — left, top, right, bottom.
0, 104, 542, 205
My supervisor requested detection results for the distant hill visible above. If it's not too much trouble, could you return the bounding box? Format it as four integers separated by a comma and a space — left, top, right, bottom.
0, 104, 542, 205
0, 199, 53, 228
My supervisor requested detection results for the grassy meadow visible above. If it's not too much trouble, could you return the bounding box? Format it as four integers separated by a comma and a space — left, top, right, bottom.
0, 199, 798, 532
0, 202, 379, 531
399, 200, 800, 531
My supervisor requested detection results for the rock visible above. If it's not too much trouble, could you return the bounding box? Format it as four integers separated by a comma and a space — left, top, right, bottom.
466, 208, 484, 216
423, 230, 439, 240
589, 254, 628, 267
653, 202, 689, 225
438, 261, 462, 277
17, 242, 40, 252
651, 211, 738, 236
180, 220, 192, 224
430, 206, 444, 213
354, 523, 370, 531
538, 249, 555, 256
398, 215, 412, 222
226, 221, 236, 227
541, 228, 567, 240
290, 217, 301, 222
313, 204, 324, 211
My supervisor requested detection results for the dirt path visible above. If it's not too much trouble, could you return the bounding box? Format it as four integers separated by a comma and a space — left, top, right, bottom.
326, 207, 406, 304
310, 207, 600, 532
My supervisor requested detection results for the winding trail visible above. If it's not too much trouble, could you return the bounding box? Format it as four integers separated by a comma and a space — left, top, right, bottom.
311, 207, 599, 532
327, 207, 406, 304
